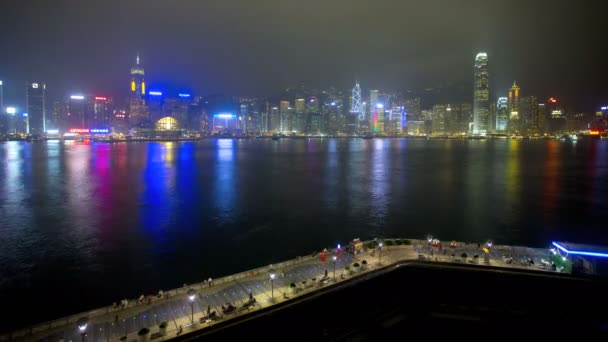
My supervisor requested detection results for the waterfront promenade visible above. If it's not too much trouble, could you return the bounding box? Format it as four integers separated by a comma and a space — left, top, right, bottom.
1, 238, 554, 342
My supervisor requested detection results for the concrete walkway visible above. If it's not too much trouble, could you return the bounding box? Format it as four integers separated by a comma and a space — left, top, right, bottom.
3, 239, 554, 342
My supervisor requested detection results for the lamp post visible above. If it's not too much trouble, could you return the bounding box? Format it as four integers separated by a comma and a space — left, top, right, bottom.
378, 242, 383, 265
427, 235, 433, 256
332, 255, 337, 281
269, 273, 276, 300
77, 317, 89, 342
187, 288, 196, 323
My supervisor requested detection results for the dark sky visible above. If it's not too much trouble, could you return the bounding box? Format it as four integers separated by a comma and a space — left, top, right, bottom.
0, 0, 606, 111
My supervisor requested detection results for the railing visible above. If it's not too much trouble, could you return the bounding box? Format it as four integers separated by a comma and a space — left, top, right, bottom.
0, 238, 549, 341
0, 251, 322, 341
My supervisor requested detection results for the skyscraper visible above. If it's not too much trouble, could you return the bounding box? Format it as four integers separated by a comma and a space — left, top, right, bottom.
270, 106, 280, 132
129, 53, 149, 128
26, 81, 46, 135
405, 97, 421, 121
508, 81, 520, 131
496, 97, 509, 131
432, 104, 448, 135
130, 53, 145, 97
370, 90, 379, 108
0, 80, 6, 134
473, 52, 489, 134
351, 82, 362, 120
521, 96, 540, 133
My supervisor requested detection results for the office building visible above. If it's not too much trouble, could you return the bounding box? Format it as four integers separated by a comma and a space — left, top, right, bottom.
508, 81, 521, 132
496, 97, 509, 131
473, 52, 489, 134
26, 82, 46, 135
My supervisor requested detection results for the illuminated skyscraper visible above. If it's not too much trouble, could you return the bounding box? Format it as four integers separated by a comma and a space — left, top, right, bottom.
372, 103, 384, 133
270, 106, 280, 132
351, 82, 362, 120
508, 81, 520, 131
521, 96, 541, 133
496, 97, 509, 131
473, 52, 489, 134
130, 53, 145, 97
432, 104, 448, 135
128, 53, 149, 128
26, 81, 46, 135
405, 97, 421, 121
370, 90, 379, 109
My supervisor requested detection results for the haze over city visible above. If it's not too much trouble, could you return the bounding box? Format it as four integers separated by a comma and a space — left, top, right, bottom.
2, 1, 608, 340
1, 0, 607, 111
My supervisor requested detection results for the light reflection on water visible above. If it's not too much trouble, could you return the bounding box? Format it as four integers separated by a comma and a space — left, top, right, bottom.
0, 138, 607, 330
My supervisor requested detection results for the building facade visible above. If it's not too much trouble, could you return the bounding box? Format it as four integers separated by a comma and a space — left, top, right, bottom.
473, 52, 489, 134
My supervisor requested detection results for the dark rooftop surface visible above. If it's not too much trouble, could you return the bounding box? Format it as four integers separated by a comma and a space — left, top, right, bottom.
176, 262, 608, 340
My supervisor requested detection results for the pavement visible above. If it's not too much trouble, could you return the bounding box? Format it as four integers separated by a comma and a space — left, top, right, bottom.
6, 240, 554, 342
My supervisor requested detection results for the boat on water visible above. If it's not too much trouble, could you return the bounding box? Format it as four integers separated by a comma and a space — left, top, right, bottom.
361, 134, 374, 139
271, 135, 280, 140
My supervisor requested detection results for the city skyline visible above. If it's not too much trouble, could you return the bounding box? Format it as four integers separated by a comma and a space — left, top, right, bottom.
0, 0, 607, 111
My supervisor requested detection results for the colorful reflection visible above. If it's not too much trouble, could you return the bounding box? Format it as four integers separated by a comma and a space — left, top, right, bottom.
215, 139, 237, 222
542, 140, 560, 224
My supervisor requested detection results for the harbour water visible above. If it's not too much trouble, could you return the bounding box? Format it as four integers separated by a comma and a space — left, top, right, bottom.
1, 138, 607, 330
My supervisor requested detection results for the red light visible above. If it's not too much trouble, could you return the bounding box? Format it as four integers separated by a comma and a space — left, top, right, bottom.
70, 128, 90, 133
95, 96, 107, 101
549, 97, 557, 103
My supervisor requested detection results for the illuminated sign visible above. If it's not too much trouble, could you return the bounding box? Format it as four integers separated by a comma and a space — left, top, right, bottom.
0, 80, 3, 85
46, 129, 59, 134
90, 128, 109, 133
376, 103, 384, 109
178, 93, 191, 98
23, 113, 28, 117
64, 133, 77, 137
70, 95, 85, 100
552, 242, 608, 258
213, 113, 237, 119
6, 107, 16, 114
95, 96, 107, 101
32, 83, 39, 89
149, 91, 162, 96
590, 130, 600, 136
70, 128, 90, 133
601, 106, 607, 111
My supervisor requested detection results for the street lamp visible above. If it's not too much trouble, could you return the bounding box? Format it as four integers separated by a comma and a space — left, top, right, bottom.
77, 317, 89, 342
486, 239, 493, 248
187, 288, 196, 323
269, 272, 276, 300
332, 255, 337, 281
378, 242, 383, 265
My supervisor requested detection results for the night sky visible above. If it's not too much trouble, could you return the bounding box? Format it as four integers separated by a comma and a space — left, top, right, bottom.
0, 0, 606, 110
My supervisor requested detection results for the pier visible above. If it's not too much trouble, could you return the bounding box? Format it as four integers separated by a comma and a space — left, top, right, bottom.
0, 239, 557, 341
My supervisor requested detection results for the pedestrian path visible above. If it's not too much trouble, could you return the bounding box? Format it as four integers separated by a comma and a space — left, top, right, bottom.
2, 239, 553, 342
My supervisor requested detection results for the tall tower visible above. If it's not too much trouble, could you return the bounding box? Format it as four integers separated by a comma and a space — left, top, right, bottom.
351, 82, 362, 120
508, 81, 520, 132
130, 53, 145, 97
26, 81, 46, 135
473, 52, 489, 134
128, 53, 149, 128
496, 97, 509, 131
